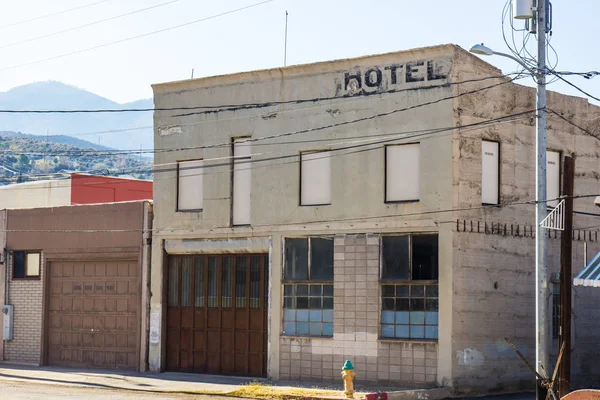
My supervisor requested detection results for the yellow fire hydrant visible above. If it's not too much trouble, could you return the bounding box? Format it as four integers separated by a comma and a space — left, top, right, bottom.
341, 360, 356, 399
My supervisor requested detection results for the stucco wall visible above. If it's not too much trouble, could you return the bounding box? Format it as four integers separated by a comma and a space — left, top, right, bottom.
449, 47, 600, 394
0, 180, 71, 209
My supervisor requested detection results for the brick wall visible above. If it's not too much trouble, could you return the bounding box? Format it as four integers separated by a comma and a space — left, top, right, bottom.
4, 253, 43, 365
279, 234, 438, 387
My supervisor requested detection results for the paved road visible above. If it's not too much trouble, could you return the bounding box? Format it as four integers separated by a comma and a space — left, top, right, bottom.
0, 380, 240, 400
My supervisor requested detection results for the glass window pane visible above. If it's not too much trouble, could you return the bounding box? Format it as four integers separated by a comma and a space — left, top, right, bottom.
395, 325, 410, 339
296, 285, 308, 296
296, 310, 309, 322
412, 235, 438, 280
26, 253, 40, 276
194, 257, 205, 307
297, 322, 309, 335
236, 257, 247, 308
309, 297, 322, 309
297, 297, 309, 309
426, 312, 439, 325
167, 258, 179, 307
425, 326, 438, 339
381, 311, 395, 324
426, 299, 439, 311
427, 285, 439, 298
395, 285, 409, 297
309, 322, 322, 336
283, 322, 296, 335
411, 298, 425, 311
322, 310, 333, 323
222, 257, 233, 308
410, 325, 425, 339
310, 285, 322, 296
382, 285, 395, 297
12, 251, 26, 279
322, 297, 333, 310
284, 309, 295, 322
322, 323, 333, 336
181, 258, 192, 307
309, 310, 322, 322
208, 257, 218, 307
382, 236, 409, 280
249, 256, 261, 309
395, 298, 410, 311
323, 285, 334, 296
411, 285, 425, 298
382, 298, 395, 311
395, 311, 409, 324
264, 257, 269, 307
284, 285, 293, 296
410, 311, 425, 324
284, 297, 295, 308
381, 324, 395, 338
310, 238, 334, 281
284, 238, 308, 280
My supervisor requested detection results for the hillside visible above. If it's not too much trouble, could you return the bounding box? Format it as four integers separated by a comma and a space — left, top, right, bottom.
0, 133, 152, 184
0, 81, 153, 151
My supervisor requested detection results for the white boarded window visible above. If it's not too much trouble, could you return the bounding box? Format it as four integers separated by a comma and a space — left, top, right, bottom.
386, 144, 420, 202
547, 150, 561, 207
482, 141, 500, 204
177, 159, 203, 211
233, 139, 251, 225
300, 151, 331, 206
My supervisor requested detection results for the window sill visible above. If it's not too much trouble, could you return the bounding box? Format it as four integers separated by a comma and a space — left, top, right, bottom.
384, 199, 420, 204
176, 209, 203, 213
12, 276, 41, 281
378, 338, 438, 344
281, 334, 333, 340
298, 203, 332, 207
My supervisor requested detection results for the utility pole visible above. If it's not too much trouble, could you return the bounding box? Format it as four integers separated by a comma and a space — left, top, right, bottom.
559, 156, 574, 398
534, 1, 549, 398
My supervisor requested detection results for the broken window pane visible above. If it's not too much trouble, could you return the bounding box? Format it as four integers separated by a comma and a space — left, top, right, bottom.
284, 238, 308, 280
412, 235, 438, 280
310, 237, 333, 281
382, 236, 409, 280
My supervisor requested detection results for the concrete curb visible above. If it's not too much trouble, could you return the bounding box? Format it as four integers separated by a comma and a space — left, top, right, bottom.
364, 388, 451, 400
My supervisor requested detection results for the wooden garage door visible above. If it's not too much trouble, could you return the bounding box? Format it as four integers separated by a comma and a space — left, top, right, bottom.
166, 254, 268, 377
47, 260, 140, 370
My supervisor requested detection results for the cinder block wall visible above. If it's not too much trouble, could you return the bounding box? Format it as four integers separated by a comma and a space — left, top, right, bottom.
279, 234, 438, 387
4, 254, 44, 364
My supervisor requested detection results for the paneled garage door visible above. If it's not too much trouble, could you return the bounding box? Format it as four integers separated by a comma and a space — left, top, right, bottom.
166, 254, 268, 377
47, 260, 140, 370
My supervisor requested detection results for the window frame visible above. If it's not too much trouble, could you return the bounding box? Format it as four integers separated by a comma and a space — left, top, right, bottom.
176, 158, 204, 213
299, 150, 332, 207
379, 234, 439, 341
231, 137, 252, 227
481, 139, 501, 206
12, 250, 42, 280
384, 143, 421, 204
282, 236, 334, 338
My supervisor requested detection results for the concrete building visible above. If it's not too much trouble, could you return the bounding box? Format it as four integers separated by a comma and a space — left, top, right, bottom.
0, 201, 152, 371
149, 44, 600, 395
0, 173, 152, 209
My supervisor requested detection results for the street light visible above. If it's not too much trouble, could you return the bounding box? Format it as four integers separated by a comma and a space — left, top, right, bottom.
470, 38, 550, 397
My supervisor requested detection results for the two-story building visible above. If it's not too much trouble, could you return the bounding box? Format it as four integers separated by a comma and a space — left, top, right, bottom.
149, 44, 600, 395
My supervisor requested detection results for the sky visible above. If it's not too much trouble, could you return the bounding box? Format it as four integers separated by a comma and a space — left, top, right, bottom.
0, 0, 598, 104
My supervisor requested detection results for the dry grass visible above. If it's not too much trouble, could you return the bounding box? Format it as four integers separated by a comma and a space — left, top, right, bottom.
224, 382, 363, 399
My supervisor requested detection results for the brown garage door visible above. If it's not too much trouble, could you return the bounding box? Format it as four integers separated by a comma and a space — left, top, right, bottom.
47, 260, 140, 370
166, 254, 268, 377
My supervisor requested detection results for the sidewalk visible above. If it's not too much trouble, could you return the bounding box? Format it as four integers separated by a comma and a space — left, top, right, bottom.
0, 363, 451, 399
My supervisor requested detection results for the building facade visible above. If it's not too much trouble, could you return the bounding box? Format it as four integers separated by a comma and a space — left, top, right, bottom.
149, 44, 600, 394
0, 201, 152, 370
0, 173, 152, 209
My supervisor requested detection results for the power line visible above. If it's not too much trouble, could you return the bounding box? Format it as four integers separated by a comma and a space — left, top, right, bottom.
0, 0, 179, 51
548, 109, 600, 141
0, 0, 274, 72
548, 72, 600, 103
0, 0, 108, 30
0, 73, 522, 114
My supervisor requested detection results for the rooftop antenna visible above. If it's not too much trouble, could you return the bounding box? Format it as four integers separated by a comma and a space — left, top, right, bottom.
191, 68, 194, 79
284, 11, 288, 66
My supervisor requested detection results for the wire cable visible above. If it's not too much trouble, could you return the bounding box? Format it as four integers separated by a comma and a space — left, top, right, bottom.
0, 0, 274, 72
0, 0, 108, 30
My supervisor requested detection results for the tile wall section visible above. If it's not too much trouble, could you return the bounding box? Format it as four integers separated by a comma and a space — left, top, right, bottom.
279, 234, 438, 387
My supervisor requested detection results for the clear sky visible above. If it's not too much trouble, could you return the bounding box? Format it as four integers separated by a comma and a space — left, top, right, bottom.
0, 0, 598, 104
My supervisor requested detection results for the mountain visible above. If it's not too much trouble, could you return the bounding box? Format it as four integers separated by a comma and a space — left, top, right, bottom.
0, 81, 153, 151
0, 131, 113, 151
0, 132, 152, 183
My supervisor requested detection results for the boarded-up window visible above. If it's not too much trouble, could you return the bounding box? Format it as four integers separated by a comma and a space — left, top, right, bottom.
482, 141, 500, 204
547, 151, 561, 207
386, 144, 420, 202
177, 159, 203, 211
232, 139, 251, 225
300, 151, 331, 206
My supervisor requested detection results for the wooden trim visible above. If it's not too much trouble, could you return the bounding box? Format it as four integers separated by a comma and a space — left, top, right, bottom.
176, 158, 204, 213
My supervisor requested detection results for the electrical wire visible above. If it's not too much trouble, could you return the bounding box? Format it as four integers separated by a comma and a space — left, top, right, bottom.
548, 109, 600, 141
0, 0, 179, 51
548, 72, 600, 103
0, 0, 274, 72
0, 0, 108, 30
